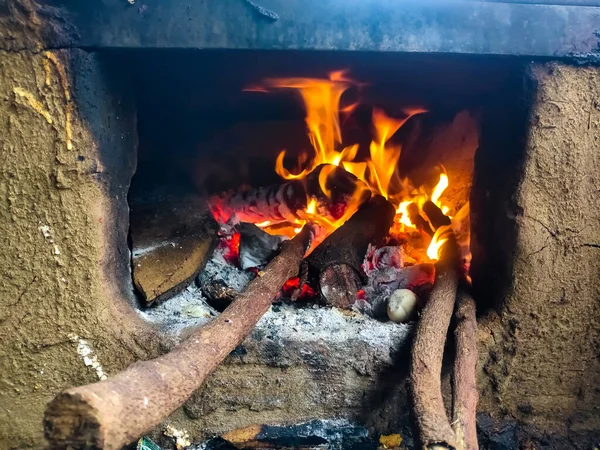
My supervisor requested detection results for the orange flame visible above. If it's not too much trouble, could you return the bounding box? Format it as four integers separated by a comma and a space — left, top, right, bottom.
252, 71, 457, 262
427, 227, 449, 260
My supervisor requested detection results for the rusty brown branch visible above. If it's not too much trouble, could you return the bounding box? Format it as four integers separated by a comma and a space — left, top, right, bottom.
409, 233, 460, 450
452, 287, 479, 450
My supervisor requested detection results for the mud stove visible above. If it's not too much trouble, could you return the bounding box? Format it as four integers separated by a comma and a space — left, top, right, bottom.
1, 1, 600, 449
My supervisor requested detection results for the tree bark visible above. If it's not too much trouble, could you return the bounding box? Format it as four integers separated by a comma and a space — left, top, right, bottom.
409, 236, 460, 450
44, 225, 315, 450
452, 287, 479, 450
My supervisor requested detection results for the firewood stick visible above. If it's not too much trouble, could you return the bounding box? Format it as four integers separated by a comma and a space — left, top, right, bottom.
452, 286, 479, 450
305, 195, 395, 308
410, 230, 460, 450
408, 202, 434, 236
44, 225, 315, 450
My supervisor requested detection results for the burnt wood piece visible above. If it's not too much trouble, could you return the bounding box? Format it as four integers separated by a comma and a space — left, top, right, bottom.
305, 164, 371, 211
409, 232, 461, 450
306, 195, 395, 308
208, 180, 307, 224
318, 263, 362, 309
43, 225, 315, 450
208, 164, 370, 226
130, 195, 220, 305
407, 202, 434, 236
422, 200, 452, 230
452, 286, 480, 450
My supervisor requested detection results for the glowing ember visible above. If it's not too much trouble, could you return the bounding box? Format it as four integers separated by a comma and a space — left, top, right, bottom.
219, 232, 241, 265
282, 276, 317, 300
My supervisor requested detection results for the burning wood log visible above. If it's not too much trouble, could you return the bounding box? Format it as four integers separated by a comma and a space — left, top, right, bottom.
452, 286, 479, 450
305, 195, 395, 309
208, 164, 370, 226
409, 230, 461, 450
208, 180, 307, 224
43, 225, 315, 450
408, 202, 434, 236
422, 200, 452, 230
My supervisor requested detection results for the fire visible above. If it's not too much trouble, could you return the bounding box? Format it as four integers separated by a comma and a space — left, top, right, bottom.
427, 227, 449, 260
252, 71, 456, 261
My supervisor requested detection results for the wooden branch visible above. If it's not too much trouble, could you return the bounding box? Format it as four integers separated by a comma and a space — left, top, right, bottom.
44, 225, 315, 450
410, 233, 460, 450
305, 195, 395, 308
452, 286, 479, 450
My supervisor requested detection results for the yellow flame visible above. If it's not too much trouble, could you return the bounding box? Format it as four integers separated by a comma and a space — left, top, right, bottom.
431, 173, 449, 206
396, 201, 415, 228
255, 220, 272, 228
427, 227, 450, 261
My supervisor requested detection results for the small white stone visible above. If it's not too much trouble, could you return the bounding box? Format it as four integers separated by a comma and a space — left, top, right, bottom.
387, 289, 418, 323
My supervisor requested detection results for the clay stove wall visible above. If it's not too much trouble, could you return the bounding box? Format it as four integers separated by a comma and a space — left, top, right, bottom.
474, 63, 600, 440
0, 22, 161, 447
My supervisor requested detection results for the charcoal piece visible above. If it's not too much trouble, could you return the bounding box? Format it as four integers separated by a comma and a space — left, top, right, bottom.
319, 263, 361, 309
197, 280, 236, 312
365, 263, 435, 319
189, 437, 238, 450
238, 222, 283, 269
197, 249, 255, 312
130, 195, 219, 305
422, 200, 451, 229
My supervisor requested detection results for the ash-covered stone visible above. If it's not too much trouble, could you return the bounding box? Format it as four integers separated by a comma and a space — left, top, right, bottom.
238, 222, 284, 270
197, 248, 255, 311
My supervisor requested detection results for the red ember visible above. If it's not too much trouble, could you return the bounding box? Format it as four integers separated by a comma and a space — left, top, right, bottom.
282, 277, 317, 300
219, 232, 241, 266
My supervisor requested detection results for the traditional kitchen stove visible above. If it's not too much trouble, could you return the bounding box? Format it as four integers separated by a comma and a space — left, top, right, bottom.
1, 1, 600, 449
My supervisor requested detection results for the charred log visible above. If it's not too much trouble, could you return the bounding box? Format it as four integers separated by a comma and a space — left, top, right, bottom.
422, 200, 452, 230
408, 202, 435, 236
208, 180, 307, 224
305, 195, 396, 308
208, 164, 370, 226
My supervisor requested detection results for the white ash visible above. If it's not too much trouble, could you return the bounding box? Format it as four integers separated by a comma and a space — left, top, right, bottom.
254, 303, 413, 349
138, 284, 216, 335
138, 282, 413, 352
198, 247, 254, 294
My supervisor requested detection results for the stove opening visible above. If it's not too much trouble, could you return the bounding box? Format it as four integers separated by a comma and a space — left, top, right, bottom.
122, 50, 528, 331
